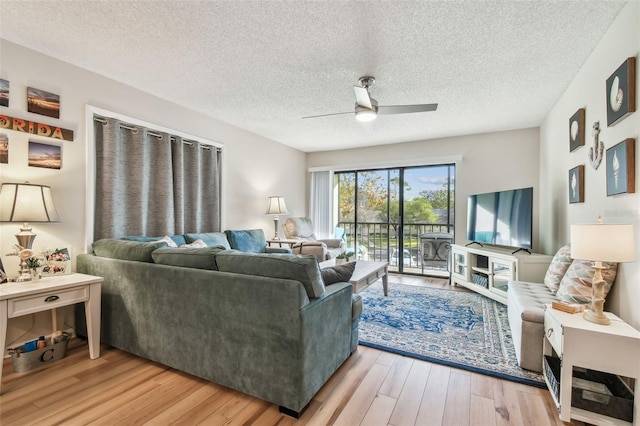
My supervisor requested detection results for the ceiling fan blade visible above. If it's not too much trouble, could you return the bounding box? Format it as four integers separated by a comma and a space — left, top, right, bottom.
353, 86, 373, 109
377, 103, 438, 115
302, 111, 353, 119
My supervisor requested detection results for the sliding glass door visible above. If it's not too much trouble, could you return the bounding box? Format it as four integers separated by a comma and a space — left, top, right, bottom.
336, 164, 455, 275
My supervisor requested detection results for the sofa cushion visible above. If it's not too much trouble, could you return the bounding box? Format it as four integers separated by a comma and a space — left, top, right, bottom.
121, 234, 187, 247
215, 252, 325, 298
321, 262, 355, 285
224, 229, 267, 253
93, 239, 166, 263
508, 280, 558, 323
556, 259, 618, 304
184, 232, 231, 249
152, 246, 228, 270
543, 244, 572, 294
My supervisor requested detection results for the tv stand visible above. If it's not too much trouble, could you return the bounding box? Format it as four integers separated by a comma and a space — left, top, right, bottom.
450, 244, 552, 304
511, 248, 531, 255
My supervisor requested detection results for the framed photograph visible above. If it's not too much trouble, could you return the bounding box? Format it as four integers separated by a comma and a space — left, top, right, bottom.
28, 141, 61, 169
569, 108, 585, 152
0, 79, 8, 107
0, 133, 7, 164
606, 138, 635, 196
606, 57, 636, 127
41, 247, 72, 276
27, 87, 60, 119
569, 165, 584, 203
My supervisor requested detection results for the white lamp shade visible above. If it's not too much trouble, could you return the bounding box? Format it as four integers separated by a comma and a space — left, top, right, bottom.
570, 223, 636, 263
265, 196, 289, 215
0, 183, 60, 222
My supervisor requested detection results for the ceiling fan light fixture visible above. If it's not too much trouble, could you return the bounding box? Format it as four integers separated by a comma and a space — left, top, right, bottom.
355, 106, 377, 122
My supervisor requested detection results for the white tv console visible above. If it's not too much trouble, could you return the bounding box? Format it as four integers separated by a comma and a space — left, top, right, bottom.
450, 244, 552, 304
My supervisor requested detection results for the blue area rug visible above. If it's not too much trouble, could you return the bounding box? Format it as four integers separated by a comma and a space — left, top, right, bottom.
358, 281, 544, 387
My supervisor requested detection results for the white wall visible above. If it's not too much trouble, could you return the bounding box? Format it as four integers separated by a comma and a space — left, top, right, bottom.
540, 2, 639, 328
307, 127, 542, 250
0, 40, 306, 346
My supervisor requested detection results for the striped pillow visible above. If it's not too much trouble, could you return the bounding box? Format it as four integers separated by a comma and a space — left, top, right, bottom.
543, 245, 572, 294
556, 259, 618, 304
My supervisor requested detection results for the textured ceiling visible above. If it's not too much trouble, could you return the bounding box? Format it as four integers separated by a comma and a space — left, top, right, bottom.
0, 1, 628, 152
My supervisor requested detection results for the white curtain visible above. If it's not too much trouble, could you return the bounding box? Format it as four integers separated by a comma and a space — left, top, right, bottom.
310, 170, 332, 238
94, 116, 221, 239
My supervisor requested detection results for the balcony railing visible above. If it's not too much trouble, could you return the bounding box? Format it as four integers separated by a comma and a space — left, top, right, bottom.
337, 221, 454, 274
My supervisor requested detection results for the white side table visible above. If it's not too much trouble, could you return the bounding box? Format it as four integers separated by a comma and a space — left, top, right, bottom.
543, 304, 640, 425
0, 273, 103, 393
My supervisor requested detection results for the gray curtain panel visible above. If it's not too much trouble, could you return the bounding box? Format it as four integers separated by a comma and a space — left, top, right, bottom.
94, 116, 221, 240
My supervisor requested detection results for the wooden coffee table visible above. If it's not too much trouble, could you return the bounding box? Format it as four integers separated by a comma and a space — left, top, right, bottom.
320, 259, 389, 295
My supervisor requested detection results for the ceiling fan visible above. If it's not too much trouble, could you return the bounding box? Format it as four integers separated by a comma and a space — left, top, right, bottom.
302, 76, 438, 122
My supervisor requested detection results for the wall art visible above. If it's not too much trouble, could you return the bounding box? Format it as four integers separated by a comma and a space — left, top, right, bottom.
27, 87, 60, 119
569, 165, 584, 203
0, 133, 7, 164
588, 121, 604, 170
606, 57, 636, 127
606, 138, 635, 196
569, 108, 585, 152
28, 141, 61, 170
0, 79, 8, 107
41, 247, 71, 276
0, 114, 74, 141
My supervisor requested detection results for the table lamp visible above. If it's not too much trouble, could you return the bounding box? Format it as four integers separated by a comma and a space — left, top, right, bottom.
265, 196, 288, 240
570, 218, 636, 325
0, 182, 60, 281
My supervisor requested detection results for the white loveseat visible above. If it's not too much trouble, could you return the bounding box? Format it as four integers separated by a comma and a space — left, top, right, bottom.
507, 245, 618, 372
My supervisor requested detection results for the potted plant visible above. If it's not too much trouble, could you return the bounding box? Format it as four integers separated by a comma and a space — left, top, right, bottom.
25, 256, 44, 281
335, 251, 355, 265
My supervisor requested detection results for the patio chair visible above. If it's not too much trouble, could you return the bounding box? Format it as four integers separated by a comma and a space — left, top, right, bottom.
419, 232, 453, 279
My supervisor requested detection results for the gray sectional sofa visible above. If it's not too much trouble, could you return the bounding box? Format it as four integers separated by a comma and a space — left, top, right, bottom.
76, 232, 361, 417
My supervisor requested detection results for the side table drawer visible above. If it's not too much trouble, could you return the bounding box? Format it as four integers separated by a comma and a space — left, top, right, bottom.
544, 308, 563, 355
8, 286, 90, 318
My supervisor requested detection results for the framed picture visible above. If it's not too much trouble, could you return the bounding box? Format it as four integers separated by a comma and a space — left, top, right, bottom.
28, 141, 61, 169
41, 247, 72, 276
606, 57, 636, 127
569, 108, 585, 152
0, 133, 7, 164
0, 79, 8, 107
27, 87, 60, 119
569, 165, 584, 203
606, 138, 635, 196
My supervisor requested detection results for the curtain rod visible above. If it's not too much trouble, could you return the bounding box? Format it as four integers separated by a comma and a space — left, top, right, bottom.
94, 116, 219, 151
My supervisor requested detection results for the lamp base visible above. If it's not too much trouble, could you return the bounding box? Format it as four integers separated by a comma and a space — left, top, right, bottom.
272, 217, 280, 240
583, 309, 610, 325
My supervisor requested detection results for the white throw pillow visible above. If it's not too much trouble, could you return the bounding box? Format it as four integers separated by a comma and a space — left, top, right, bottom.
152, 235, 178, 248
179, 239, 207, 248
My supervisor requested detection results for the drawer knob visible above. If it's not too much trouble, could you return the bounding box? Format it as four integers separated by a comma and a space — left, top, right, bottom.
44, 295, 59, 302
546, 328, 554, 338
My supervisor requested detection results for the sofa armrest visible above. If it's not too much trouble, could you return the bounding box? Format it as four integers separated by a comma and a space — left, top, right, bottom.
265, 247, 292, 254
318, 239, 345, 249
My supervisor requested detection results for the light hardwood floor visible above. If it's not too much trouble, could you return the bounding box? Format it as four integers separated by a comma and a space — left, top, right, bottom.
0, 274, 581, 426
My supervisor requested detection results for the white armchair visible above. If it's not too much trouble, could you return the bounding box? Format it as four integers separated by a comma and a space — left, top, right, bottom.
282, 217, 346, 261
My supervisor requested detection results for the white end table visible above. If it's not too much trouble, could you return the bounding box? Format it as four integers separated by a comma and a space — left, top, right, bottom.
543, 304, 640, 425
0, 273, 103, 393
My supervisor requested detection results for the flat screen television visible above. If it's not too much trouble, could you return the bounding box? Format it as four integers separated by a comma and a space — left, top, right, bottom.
466, 187, 533, 250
